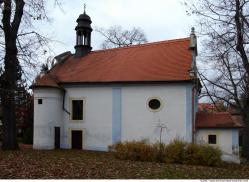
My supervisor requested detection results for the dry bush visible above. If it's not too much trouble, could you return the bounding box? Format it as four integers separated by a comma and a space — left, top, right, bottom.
110, 139, 222, 166
110, 140, 157, 162
164, 140, 187, 164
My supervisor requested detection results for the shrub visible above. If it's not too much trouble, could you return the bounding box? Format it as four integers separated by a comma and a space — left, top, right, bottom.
184, 143, 202, 165
183, 143, 222, 166
164, 140, 187, 164
152, 143, 167, 162
197, 145, 222, 166
110, 139, 222, 166
110, 140, 157, 162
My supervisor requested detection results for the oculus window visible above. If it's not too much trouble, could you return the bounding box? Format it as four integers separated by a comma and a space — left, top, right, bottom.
208, 135, 217, 144
147, 98, 162, 112
72, 100, 83, 120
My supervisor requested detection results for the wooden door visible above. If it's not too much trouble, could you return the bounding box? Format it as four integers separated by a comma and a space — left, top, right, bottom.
71, 130, 82, 149
54, 127, 60, 149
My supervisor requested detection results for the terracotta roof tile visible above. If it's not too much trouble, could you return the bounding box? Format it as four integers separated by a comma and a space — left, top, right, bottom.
33, 38, 193, 87
198, 103, 216, 112
196, 112, 243, 129
33, 74, 60, 88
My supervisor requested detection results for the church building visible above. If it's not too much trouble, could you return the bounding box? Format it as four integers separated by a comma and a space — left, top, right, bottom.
32, 7, 242, 163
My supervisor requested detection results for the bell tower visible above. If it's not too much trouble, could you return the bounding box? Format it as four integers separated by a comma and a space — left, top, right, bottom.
74, 4, 92, 58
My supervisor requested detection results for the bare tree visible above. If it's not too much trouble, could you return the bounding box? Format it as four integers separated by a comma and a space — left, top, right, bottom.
157, 121, 168, 162
0, 0, 61, 150
95, 25, 148, 49
185, 0, 249, 159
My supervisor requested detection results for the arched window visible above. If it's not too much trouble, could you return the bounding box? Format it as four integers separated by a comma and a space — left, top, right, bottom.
77, 31, 82, 45
83, 31, 88, 45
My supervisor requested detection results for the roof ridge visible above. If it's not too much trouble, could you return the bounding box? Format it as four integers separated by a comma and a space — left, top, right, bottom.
92, 37, 190, 53
198, 112, 230, 115
212, 112, 230, 114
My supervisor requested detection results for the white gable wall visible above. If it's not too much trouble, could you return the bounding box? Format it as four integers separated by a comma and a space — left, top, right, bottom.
33, 83, 193, 150
33, 88, 63, 149
196, 129, 233, 154
121, 84, 190, 144
196, 129, 240, 163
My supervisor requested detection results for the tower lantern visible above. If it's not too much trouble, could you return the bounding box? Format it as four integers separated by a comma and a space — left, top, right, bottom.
74, 4, 93, 58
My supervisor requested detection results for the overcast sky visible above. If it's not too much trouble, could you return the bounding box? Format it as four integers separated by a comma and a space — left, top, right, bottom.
41, 0, 195, 56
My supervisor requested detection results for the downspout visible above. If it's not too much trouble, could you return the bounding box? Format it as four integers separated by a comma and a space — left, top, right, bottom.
191, 73, 203, 143
192, 83, 197, 143
189, 27, 198, 143
61, 87, 70, 115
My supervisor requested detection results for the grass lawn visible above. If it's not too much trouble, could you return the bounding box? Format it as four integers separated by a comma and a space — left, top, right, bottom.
0, 145, 249, 179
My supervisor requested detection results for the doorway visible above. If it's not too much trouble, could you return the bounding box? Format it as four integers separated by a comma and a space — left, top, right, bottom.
54, 127, 60, 149
71, 130, 83, 149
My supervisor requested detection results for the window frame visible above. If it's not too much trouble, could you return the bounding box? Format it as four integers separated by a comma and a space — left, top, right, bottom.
70, 97, 85, 121
147, 97, 164, 112
38, 99, 43, 105
208, 134, 217, 145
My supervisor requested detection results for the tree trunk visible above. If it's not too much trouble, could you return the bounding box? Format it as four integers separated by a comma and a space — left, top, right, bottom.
1, 0, 25, 150
242, 102, 249, 160
1, 37, 19, 150
1, 90, 18, 150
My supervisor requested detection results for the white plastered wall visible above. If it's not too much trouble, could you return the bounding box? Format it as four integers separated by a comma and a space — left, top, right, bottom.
121, 84, 190, 144
33, 88, 63, 149
33, 83, 193, 151
61, 86, 113, 151
196, 129, 233, 153
196, 129, 240, 163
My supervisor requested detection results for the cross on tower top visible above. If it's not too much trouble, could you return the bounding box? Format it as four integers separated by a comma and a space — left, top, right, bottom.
84, 3, 86, 13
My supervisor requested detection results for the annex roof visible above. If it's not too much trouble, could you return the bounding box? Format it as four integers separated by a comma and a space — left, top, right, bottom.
33, 37, 193, 87
196, 112, 243, 129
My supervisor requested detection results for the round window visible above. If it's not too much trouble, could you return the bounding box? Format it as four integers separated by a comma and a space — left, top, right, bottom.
148, 98, 161, 111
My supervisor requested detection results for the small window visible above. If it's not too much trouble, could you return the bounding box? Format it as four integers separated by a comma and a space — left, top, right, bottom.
208, 135, 217, 144
148, 98, 161, 111
38, 99, 43, 105
72, 100, 83, 120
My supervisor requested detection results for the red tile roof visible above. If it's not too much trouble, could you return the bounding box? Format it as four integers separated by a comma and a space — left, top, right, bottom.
34, 74, 60, 88
33, 38, 193, 87
196, 112, 243, 129
198, 103, 216, 112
